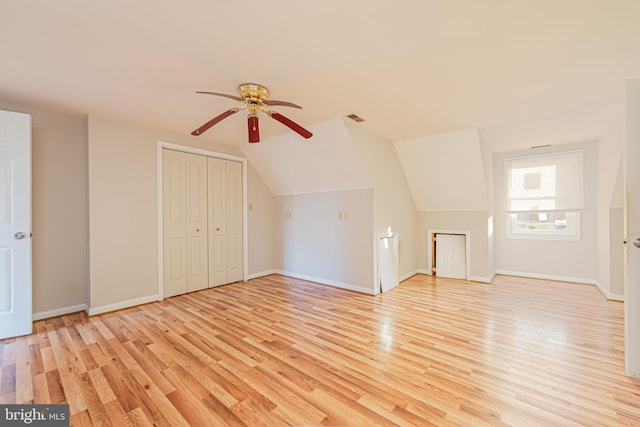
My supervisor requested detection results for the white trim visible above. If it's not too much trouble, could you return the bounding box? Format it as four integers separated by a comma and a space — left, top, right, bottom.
427, 229, 472, 281
399, 271, 417, 282
594, 281, 625, 302
33, 304, 88, 321
247, 270, 280, 280
410, 269, 494, 284
277, 270, 376, 295
495, 270, 596, 285
417, 209, 489, 213
504, 148, 584, 163
273, 186, 373, 197
506, 211, 581, 241
469, 275, 493, 284
157, 141, 249, 300
88, 294, 160, 316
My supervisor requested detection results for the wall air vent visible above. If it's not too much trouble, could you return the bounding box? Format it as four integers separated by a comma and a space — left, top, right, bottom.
346, 114, 366, 123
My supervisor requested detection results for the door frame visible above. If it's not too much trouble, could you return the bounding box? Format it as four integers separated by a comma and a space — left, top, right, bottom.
624, 76, 640, 377
156, 141, 248, 299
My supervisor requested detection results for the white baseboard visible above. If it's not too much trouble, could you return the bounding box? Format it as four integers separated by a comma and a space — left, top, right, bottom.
469, 275, 493, 284
277, 270, 376, 295
246, 270, 280, 280
399, 271, 418, 282
414, 269, 494, 283
88, 294, 160, 316
594, 281, 625, 302
33, 304, 88, 321
495, 270, 596, 285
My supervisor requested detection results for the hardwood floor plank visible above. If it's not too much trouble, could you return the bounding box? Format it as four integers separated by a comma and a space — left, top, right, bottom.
2, 274, 640, 426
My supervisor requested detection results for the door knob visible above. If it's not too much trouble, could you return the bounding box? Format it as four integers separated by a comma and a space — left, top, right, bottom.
13, 232, 26, 240
634, 238, 640, 248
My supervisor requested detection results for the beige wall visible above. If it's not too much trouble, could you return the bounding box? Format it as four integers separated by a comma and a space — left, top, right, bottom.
0, 101, 88, 317
610, 207, 624, 296
416, 210, 491, 281
86, 115, 274, 312
247, 163, 277, 276
345, 119, 417, 280
596, 116, 625, 298
275, 189, 375, 293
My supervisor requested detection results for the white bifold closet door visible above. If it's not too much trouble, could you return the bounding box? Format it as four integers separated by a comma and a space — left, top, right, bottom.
163, 150, 243, 298
163, 151, 208, 297
208, 157, 243, 287
435, 234, 466, 279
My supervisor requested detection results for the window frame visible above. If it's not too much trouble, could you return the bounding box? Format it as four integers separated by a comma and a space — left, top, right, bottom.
506, 211, 581, 241
504, 149, 583, 241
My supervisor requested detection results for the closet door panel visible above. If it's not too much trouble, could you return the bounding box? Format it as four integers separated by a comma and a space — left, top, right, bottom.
186, 154, 208, 292
226, 160, 243, 282
208, 157, 227, 287
162, 150, 187, 297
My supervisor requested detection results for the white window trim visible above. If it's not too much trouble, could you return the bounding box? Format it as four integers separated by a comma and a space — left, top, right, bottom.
506, 211, 581, 241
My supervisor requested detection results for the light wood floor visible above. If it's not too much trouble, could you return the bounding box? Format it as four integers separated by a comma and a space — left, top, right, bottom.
1, 274, 639, 426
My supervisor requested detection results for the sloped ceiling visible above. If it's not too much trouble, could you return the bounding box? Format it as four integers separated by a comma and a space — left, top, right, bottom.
395, 128, 489, 211
1, 1, 639, 153
241, 118, 371, 195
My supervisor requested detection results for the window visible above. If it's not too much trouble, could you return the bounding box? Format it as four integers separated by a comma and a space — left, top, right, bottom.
504, 150, 583, 241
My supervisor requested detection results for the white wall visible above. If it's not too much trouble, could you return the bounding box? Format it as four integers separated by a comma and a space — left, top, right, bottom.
494, 141, 598, 283
0, 101, 88, 319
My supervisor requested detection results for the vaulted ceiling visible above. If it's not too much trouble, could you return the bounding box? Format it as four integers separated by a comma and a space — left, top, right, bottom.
1, 1, 639, 152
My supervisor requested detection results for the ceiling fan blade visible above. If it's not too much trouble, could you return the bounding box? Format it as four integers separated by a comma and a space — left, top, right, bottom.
269, 112, 313, 139
196, 91, 244, 102
263, 99, 303, 109
248, 115, 260, 143
191, 109, 239, 136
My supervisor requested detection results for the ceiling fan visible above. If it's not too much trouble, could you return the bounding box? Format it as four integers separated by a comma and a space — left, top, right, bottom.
191, 83, 313, 143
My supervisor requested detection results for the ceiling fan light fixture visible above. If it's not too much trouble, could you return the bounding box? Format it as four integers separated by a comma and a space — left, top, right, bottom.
248, 115, 260, 143
192, 83, 312, 142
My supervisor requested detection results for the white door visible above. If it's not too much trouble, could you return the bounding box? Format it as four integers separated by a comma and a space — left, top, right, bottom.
162, 150, 208, 297
208, 157, 227, 287
0, 110, 32, 339
208, 158, 243, 287
186, 154, 208, 292
435, 234, 466, 279
225, 160, 243, 283
625, 77, 640, 377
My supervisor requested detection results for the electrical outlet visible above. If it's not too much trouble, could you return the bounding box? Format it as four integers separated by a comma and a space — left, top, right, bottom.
248, 203, 253, 211
343, 212, 348, 220
338, 212, 343, 220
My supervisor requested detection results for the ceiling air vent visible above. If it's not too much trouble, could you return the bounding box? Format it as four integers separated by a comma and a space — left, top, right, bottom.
346, 113, 365, 123
530, 144, 552, 149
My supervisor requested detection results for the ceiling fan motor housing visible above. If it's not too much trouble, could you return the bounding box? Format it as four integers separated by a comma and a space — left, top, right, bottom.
238, 83, 269, 104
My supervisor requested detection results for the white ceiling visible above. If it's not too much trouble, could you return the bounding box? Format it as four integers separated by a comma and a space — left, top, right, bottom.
1, 1, 639, 152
